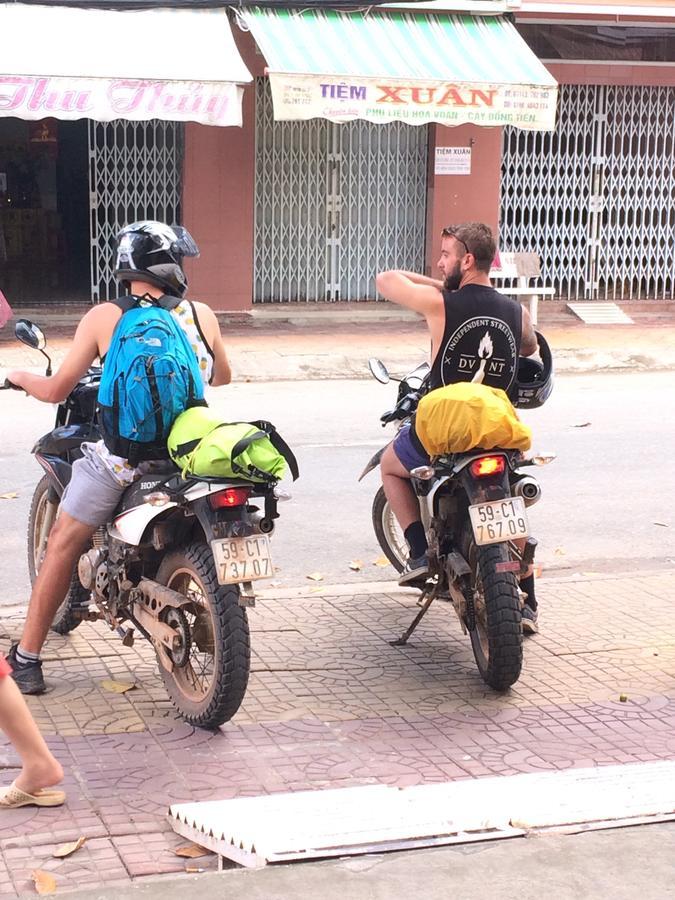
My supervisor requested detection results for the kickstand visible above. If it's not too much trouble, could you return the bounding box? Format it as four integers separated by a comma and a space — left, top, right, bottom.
390, 586, 436, 646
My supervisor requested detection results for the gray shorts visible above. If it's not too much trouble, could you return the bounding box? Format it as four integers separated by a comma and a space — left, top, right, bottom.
60, 451, 128, 528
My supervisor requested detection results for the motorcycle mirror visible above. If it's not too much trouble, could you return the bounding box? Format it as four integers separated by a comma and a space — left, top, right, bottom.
368, 358, 390, 384
15, 319, 46, 350
15, 319, 52, 375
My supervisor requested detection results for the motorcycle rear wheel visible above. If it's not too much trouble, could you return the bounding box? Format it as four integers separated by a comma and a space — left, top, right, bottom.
27, 474, 88, 635
155, 542, 250, 729
463, 534, 522, 691
372, 486, 407, 573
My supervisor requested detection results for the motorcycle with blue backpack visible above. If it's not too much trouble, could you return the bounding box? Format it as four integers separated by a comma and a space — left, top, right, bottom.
359, 334, 555, 692
3, 316, 298, 729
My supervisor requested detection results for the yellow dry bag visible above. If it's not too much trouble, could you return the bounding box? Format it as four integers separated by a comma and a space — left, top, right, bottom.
414, 382, 532, 456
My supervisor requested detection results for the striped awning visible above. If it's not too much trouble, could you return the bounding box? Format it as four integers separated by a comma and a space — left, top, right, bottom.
239, 7, 557, 130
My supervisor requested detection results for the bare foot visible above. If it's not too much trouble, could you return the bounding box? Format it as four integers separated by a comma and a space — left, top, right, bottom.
14, 755, 63, 796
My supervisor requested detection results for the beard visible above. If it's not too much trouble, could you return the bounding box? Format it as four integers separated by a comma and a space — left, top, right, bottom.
443, 261, 463, 292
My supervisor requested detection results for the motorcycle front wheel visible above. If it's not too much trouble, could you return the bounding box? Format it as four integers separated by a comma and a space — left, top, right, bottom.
155, 542, 251, 729
27, 474, 89, 635
463, 531, 522, 691
371, 486, 407, 573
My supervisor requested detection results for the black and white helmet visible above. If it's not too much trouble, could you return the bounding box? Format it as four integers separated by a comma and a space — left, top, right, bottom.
113, 220, 200, 298
511, 331, 554, 409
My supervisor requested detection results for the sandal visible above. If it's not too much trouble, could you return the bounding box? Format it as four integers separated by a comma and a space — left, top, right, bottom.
0, 781, 65, 809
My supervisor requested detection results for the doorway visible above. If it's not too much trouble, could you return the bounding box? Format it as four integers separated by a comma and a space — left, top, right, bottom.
0, 117, 90, 304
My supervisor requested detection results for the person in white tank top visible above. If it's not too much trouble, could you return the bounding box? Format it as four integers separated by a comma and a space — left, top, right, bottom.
4, 222, 231, 696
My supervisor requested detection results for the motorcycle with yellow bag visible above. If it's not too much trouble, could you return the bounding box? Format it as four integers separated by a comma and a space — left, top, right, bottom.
360, 334, 555, 691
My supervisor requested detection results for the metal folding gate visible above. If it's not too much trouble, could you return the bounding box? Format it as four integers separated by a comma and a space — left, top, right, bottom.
88, 120, 183, 302
254, 79, 428, 302
500, 84, 675, 301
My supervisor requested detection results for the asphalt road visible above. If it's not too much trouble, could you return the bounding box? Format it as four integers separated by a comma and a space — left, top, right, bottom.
0, 370, 673, 606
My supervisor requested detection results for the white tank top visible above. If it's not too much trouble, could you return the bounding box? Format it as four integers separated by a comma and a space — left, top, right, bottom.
171, 299, 214, 385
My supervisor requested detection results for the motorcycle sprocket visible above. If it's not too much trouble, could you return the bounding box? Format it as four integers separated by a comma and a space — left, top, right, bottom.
160, 607, 191, 668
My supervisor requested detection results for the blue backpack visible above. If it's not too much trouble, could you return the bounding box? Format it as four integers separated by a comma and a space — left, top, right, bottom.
98, 295, 206, 465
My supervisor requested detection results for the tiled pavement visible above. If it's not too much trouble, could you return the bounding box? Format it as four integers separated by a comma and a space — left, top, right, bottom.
1, 570, 675, 895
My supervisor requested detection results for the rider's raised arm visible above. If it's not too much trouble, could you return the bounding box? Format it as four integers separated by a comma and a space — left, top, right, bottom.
520, 306, 538, 357
194, 303, 231, 387
391, 270, 445, 291
376, 270, 442, 319
6, 306, 103, 403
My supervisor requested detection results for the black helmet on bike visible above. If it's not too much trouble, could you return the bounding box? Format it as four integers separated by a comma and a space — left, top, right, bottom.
511, 331, 554, 409
113, 220, 200, 299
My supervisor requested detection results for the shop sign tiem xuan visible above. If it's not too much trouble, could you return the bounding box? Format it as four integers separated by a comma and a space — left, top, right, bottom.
269, 76, 556, 129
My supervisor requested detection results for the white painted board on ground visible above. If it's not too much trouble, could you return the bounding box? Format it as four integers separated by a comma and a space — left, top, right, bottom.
168, 760, 675, 868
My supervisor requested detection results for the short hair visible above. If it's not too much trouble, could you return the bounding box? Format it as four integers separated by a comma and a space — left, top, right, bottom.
441, 222, 496, 274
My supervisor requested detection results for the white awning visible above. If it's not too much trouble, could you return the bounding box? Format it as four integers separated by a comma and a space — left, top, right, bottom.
0, 4, 252, 126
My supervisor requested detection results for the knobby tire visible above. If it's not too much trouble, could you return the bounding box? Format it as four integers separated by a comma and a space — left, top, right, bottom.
27, 474, 88, 636
465, 535, 522, 691
156, 542, 250, 729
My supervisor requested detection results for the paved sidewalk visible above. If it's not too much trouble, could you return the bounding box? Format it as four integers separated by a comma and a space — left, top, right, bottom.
0, 569, 674, 896
2, 303, 675, 379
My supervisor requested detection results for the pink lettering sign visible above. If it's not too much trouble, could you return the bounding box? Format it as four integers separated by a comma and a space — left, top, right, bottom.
0, 75, 240, 126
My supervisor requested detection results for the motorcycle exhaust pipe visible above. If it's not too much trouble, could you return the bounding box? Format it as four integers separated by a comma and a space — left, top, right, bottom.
512, 476, 542, 507
250, 511, 275, 534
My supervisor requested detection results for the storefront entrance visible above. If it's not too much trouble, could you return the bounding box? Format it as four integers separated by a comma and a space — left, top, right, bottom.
0, 117, 184, 305
500, 84, 675, 301
0, 117, 89, 304
254, 79, 429, 303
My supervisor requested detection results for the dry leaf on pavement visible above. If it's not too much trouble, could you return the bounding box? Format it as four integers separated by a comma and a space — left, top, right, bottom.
349, 560, 363, 571
373, 556, 390, 567
572, 422, 591, 428
31, 870, 57, 895
306, 572, 323, 582
174, 843, 212, 859
553, 547, 566, 556
100, 680, 136, 694
53, 836, 86, 858
0, 492, 18, 500
654, 522, 669, 527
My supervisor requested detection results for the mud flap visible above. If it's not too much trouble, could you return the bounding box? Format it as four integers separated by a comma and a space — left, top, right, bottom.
358, 445, 388, 482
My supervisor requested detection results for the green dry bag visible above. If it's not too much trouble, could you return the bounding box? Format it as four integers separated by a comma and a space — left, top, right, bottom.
167, 407, 298, 483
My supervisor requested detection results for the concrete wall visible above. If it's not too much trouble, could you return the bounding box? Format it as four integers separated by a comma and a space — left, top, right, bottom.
425, 123, 503, 275
546, 63, 675, 87
182, 30, 262, 311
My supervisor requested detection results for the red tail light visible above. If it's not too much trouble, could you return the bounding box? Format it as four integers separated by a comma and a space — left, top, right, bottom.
209, 487, 251, 509
469, 456, 506, 478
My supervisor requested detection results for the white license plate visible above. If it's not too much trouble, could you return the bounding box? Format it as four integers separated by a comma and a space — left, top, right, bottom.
211, 535, 273, 584
468, 496, 530, 546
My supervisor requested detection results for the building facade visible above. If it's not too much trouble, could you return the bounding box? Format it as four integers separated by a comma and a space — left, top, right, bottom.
2, 1, 673, 310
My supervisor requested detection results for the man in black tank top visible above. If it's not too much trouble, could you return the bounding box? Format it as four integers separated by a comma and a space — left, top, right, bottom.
375, 223, 539, 624
430, 283, 524, 392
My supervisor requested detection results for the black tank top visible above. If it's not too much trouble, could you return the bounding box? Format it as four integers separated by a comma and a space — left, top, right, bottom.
429, 285, 523, 392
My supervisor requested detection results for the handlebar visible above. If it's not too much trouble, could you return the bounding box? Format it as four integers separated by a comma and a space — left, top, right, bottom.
379, 390, 422, 425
